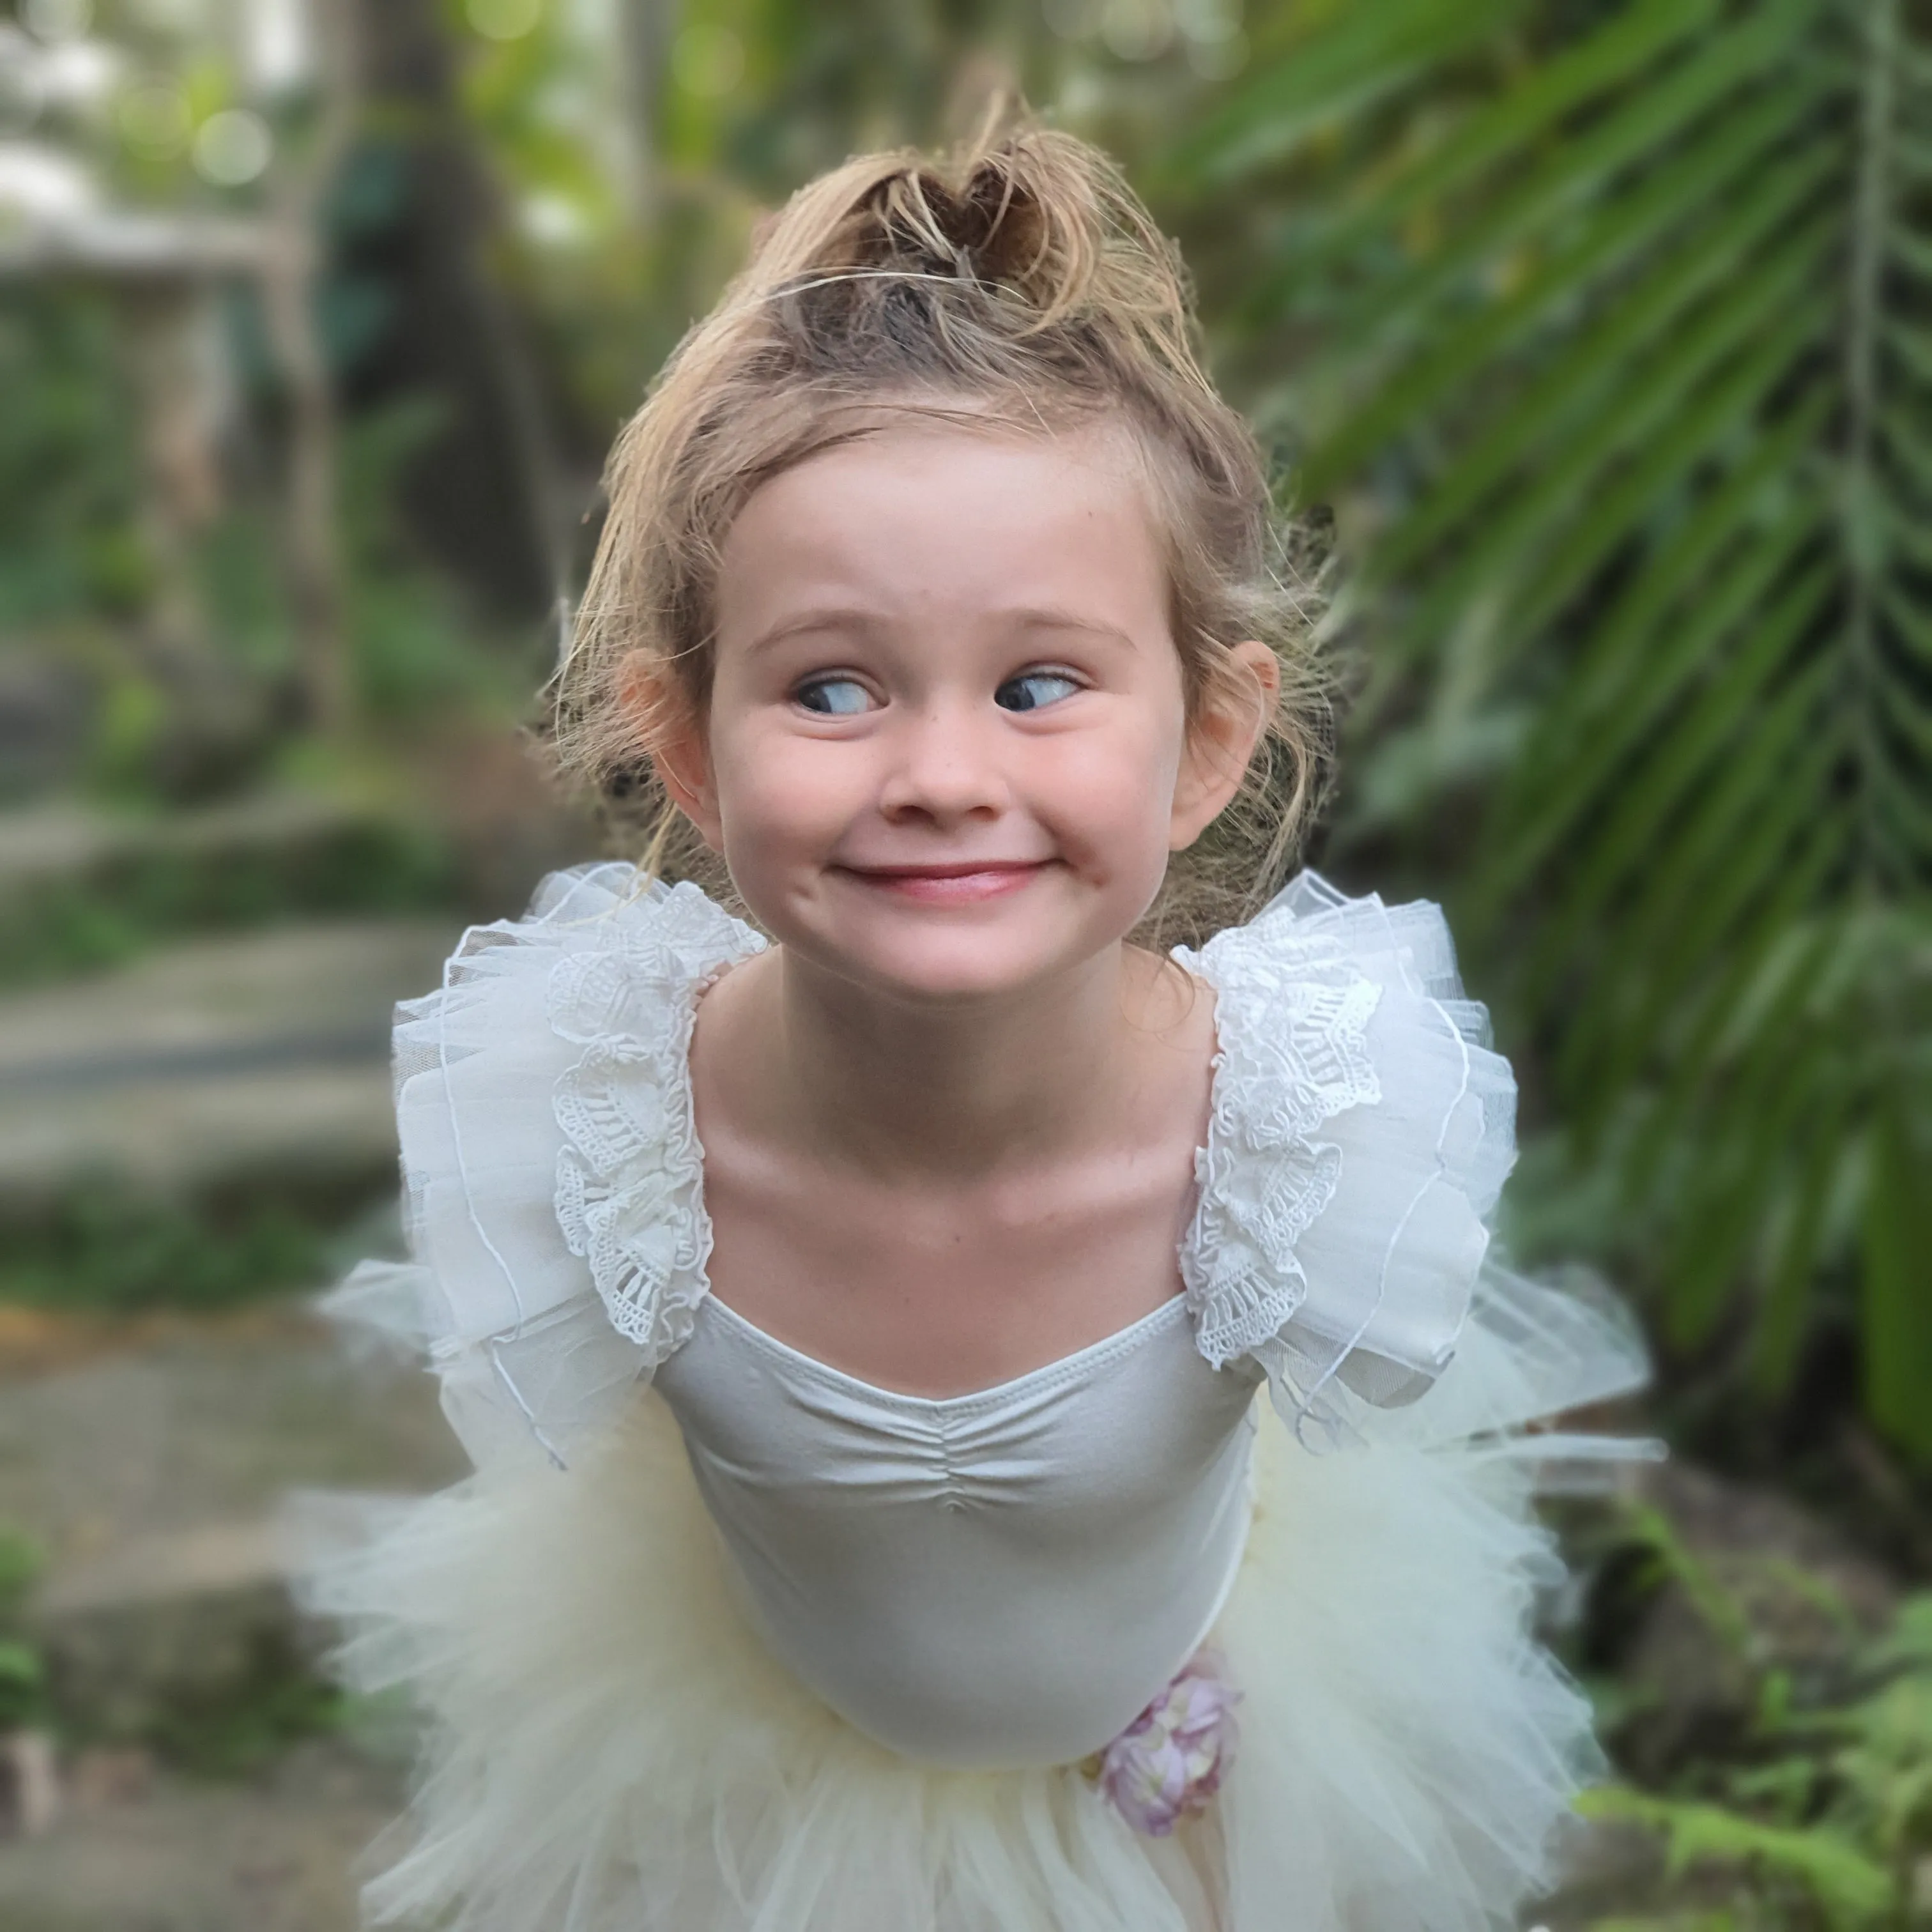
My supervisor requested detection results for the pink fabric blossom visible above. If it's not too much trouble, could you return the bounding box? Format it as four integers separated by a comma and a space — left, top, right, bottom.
1095, 1650, 1241, 1837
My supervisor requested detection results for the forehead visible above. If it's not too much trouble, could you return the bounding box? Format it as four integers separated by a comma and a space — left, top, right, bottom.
714, 419, 1170, 640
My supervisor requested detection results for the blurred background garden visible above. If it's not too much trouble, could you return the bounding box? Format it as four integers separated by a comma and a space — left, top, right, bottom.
0, 0, 1928, 1924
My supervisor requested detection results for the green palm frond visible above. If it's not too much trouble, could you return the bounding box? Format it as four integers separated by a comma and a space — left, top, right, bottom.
1170, 0, 1932, 1457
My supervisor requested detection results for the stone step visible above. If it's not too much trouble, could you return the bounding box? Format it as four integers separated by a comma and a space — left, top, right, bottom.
0, 1310, 458, 1926
0, 919, 454, 1206
0, 1308, 461, 1586
1, 1308, 458, 1759
0, 792, 461, 993
0, 794, 374, 898
36, 1521, 285, 1620
0, 1738, 394, 1932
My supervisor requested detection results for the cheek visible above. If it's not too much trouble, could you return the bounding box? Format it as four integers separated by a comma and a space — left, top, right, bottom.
1035, 715, 1185, 861
709, 721, 862, 856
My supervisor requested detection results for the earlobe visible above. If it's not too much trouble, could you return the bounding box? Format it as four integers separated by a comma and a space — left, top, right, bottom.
1169, 642, 1280, 852
652, 739, 723, 852
621, 662, 723, 851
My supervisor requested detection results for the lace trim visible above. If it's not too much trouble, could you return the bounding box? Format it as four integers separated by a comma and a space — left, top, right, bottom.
548, 881, 764, 1365
540, 874, 1387, 1383
1176, 915, 1383, 1372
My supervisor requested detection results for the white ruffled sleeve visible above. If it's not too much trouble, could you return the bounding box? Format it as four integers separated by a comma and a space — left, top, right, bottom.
321, 866, 762, 1472
1177, 871, 1621, 1448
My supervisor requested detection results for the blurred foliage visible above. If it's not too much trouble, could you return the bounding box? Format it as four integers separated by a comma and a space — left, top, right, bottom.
1581, 1512, 1932, 1931
0, 1182, 364, 1314
0, 0, 1928, 1901
4, 0, 1929, 1470
0, 288, 148, 627
336, 398, 539, 718
0, 809, 454, 990
0, 305, 530, 799
1164, 0, 1932, 1466
0, 1528, 45, 1735
454, 0, 1246, 441
140, 1633, 347, 1779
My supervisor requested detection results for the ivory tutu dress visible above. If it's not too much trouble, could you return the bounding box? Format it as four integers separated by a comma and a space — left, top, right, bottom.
301, 863, 1652, 1932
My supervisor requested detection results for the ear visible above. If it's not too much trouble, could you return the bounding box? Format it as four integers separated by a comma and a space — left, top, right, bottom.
1170, 642, 1279, 851
621, 662, 724, 851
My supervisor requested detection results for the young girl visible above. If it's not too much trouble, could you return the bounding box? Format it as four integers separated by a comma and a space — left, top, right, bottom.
309, 123, 1650, 1932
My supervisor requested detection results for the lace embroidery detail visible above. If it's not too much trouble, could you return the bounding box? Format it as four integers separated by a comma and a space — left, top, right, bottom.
539, 871, 1401, 1390
1176, 914, 1383, 1372
549, 880, 763, 1365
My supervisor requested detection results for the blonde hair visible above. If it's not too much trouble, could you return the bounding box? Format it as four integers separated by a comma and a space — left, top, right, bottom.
551, 118, 1330, 946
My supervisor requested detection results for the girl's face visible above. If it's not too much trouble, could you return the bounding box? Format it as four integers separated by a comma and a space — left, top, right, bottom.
651, 420, 1274, 1006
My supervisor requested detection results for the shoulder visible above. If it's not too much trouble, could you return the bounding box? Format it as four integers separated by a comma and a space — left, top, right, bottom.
372, 866, 762, 1467
1175, 871, 1516, 1439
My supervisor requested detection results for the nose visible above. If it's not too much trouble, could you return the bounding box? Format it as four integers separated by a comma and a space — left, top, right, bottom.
875, 694, 1009, 828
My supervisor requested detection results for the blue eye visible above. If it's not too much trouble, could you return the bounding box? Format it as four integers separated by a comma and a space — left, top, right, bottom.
796, 677, 873, 716
995, 671, 1081, 713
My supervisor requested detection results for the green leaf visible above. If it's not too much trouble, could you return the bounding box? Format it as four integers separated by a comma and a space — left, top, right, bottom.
1624, 880, 1841, 1203
1887, 219, 1932, 282
1562, 724, 1838, 1119
1358, 211, 1835, 609
1506, 291, 1834, 641
0, 1641, 42, 1688
1524, 566, 1836, 1008
1249, 0, 1823, 349
1581, 1781, 1895, 1925
1170, 0, 1535, 184
1751, 1094, 1853, 1389
1890, 127, 1932, 183
1479, 446, 1830, 910
1175, 0, 1931, 1438
1860, 1100, 1932, 1465
1301, 123, 1835, 508
1881, 319, 1932, 388
1278, 0, 1724, 270
1878, 403, 1932, 498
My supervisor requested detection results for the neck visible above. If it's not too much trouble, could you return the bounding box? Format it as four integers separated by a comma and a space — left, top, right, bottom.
769, 946, 1145, 1180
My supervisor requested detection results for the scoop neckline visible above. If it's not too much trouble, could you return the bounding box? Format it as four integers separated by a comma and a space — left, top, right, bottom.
677, 950, 1223, 1410
696, 1287, 1196, 1414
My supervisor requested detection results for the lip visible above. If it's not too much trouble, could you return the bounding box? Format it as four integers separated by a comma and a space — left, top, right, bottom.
838, 861, 1048, 905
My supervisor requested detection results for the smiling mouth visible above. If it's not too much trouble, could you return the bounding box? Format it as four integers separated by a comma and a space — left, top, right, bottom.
838, 861, 1047, 905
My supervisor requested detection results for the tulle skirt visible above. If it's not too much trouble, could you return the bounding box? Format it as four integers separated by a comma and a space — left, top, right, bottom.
296, 1269, 1643, 1932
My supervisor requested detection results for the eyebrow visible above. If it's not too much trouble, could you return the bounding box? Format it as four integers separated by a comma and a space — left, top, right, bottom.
742, 604, 1140, 656
742, 607, 884, 656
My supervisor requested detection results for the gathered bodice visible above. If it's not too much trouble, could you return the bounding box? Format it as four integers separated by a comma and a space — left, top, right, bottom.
339, 861, 1524, 1768
657, 1292, 1259, 1766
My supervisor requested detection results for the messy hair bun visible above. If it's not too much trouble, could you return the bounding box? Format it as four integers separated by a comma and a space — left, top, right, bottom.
553, 118, 1329, 946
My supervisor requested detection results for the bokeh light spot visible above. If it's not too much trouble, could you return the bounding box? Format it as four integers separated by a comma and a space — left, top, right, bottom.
1174, 0, 1240, 43
520, 190, 586, 247
1101, 0, 1174, 63
192, 107, 272, 185
466, 0, 543, 43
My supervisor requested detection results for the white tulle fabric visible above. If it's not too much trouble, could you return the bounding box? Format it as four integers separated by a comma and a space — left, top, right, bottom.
358, 865, 761, 1468
1176, 870, 1519, 1444
348, 861, 1531, 1467
548, 880, 763, 1360
300, 862, 1655, 1932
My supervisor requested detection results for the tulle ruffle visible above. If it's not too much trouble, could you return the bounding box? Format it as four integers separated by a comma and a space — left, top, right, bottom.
362, 862, 1573, 1469
302, 861, 1657, 1929
295, 1301, 1632, 1932
1179, 872, 1522, 1442
374, 866, 759, 1468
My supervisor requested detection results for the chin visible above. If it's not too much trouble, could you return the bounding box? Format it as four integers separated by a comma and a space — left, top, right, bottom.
806, 919, 1108, 1009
